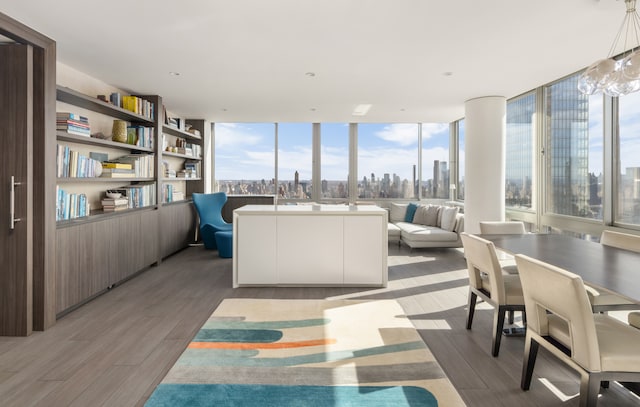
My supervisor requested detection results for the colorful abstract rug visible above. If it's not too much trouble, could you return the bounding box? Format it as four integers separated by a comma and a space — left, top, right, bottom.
145, 299, 465, 406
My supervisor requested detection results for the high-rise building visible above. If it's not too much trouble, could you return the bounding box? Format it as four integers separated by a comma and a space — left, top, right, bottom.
546, 75, 591, 217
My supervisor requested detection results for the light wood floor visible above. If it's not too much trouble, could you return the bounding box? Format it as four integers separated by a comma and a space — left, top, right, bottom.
1, 245, 639, 406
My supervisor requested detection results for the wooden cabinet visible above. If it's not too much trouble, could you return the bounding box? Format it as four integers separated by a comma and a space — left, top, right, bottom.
160, 201, 196, 258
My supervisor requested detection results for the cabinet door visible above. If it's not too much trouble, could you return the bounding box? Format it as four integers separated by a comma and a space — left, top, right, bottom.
344, 216, 385, 285
236, 215, 276, 285
160, 203, 195, 258
277, 216, 343, 284
56, 223, 110, 314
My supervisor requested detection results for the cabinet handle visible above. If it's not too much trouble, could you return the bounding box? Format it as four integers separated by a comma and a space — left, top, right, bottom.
10, 176, 22, 230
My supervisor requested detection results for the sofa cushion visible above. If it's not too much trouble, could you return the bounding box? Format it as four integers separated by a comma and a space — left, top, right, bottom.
396, 222, 459, 242
405, 203, 419, 222
388, 222, 401, 239
440, 206, 459, 232
389, 203, 408, 223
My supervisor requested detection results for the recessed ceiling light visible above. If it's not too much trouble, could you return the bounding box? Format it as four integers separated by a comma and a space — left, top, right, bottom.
310, 108, 316, 111
352, 104, 372, 116
443, 72, 453, 76
400, 108, 406, 112
169, 71, 180, 76
305, 72, 316, 77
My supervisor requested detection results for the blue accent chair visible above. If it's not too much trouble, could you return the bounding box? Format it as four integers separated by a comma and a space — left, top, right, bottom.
192, 192, 233, 250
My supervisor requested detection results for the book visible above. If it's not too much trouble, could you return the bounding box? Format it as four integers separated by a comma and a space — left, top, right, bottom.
102, 162, 133, 169
101, 198, 128, 206
100, 172, 136, 178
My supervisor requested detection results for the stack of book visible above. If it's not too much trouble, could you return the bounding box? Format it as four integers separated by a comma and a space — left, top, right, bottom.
101, 197, 129, 212
100, 154, 154, 178
100, 162, 135, 178
57, 112, 90, 136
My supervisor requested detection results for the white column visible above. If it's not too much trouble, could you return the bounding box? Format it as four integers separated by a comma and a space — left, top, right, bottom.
464, 96, 506, 234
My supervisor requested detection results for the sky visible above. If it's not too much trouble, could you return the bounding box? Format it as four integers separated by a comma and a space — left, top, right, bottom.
215, 122, 450, 182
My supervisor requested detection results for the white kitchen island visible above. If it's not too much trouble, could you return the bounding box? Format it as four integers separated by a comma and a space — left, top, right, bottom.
232, 204, 388, 288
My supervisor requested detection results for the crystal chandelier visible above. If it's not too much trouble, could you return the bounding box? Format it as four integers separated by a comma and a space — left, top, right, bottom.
578, 0, 640, 96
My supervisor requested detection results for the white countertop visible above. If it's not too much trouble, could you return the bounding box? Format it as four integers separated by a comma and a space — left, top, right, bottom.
234, 204, 387, 215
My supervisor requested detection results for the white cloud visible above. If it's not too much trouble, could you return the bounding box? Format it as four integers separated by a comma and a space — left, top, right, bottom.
215, 123, 265, 148
421, 123, 449, 140
374, 124, 419, 146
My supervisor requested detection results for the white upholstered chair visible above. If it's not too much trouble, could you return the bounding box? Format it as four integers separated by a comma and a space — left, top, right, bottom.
515, 254, 640, 407
479, 221, 526, 235
461, 232, 526, 357
587, 230, 640, 313
478, 221, 526, 276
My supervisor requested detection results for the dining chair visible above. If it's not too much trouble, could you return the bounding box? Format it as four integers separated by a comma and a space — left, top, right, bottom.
515, 254, 640, 407
479, 221, 526, 235
192, 192, 233, 250
478, 221, 527, 275
587, 230, 640, 313
461, 232, 526, 357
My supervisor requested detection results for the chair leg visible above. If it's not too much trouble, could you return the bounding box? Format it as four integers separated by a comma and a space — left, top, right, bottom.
508, 310, 515, 325
466, 292, 478, 330
579, 373, 601, 407
492, 307, 507, 357
521, 336, 539, 390
522, 310, 527, 326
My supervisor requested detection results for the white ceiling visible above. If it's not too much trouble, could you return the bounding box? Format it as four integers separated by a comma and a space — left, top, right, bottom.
0, 0, 629, 123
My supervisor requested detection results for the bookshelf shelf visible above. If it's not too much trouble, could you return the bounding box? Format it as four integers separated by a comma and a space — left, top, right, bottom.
163, 177, 202, 182
162, 151, 202, 160
162, 124, 201, 141
56, 132, 154, 153
57, 177, 155, 183
55, 205, 158, 229
57, 86, 154, 124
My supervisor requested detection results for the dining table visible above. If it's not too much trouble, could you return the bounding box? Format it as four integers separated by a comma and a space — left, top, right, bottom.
478, 233, 640, 306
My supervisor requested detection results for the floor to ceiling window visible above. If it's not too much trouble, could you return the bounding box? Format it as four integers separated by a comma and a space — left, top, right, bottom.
506, 92, 536, 210
357, 123, 419, 199
320, 123, 349, 200
616, 91, 640, 225
277, 123, 312, 199
545, 73, 603, 220
421, 123, 450, 199
214, 123, 275, 195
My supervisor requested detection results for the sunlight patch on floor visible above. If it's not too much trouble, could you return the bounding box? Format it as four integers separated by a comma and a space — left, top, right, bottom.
538, 378, 578, 402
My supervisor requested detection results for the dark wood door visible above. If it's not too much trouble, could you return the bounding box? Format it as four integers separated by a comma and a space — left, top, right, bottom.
0, 43, 34, 336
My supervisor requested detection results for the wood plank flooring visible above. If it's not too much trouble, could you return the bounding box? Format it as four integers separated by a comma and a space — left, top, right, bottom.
0, 245, 638, 406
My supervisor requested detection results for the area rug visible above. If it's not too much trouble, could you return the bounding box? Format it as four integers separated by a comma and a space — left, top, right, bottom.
145, 298, 465, 406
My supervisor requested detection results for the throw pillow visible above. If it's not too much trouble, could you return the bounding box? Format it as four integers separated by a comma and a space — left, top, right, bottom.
389, 203, 409, 223
412, 205, 428, 225
424, 204, 440, 226
405, 203, 419, 222
440, 206, 459, 232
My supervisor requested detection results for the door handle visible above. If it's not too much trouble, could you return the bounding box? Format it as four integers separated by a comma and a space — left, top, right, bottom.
10, 176, 23, 230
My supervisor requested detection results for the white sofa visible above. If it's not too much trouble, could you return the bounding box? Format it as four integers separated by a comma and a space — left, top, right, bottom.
387, 203, 464, 248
